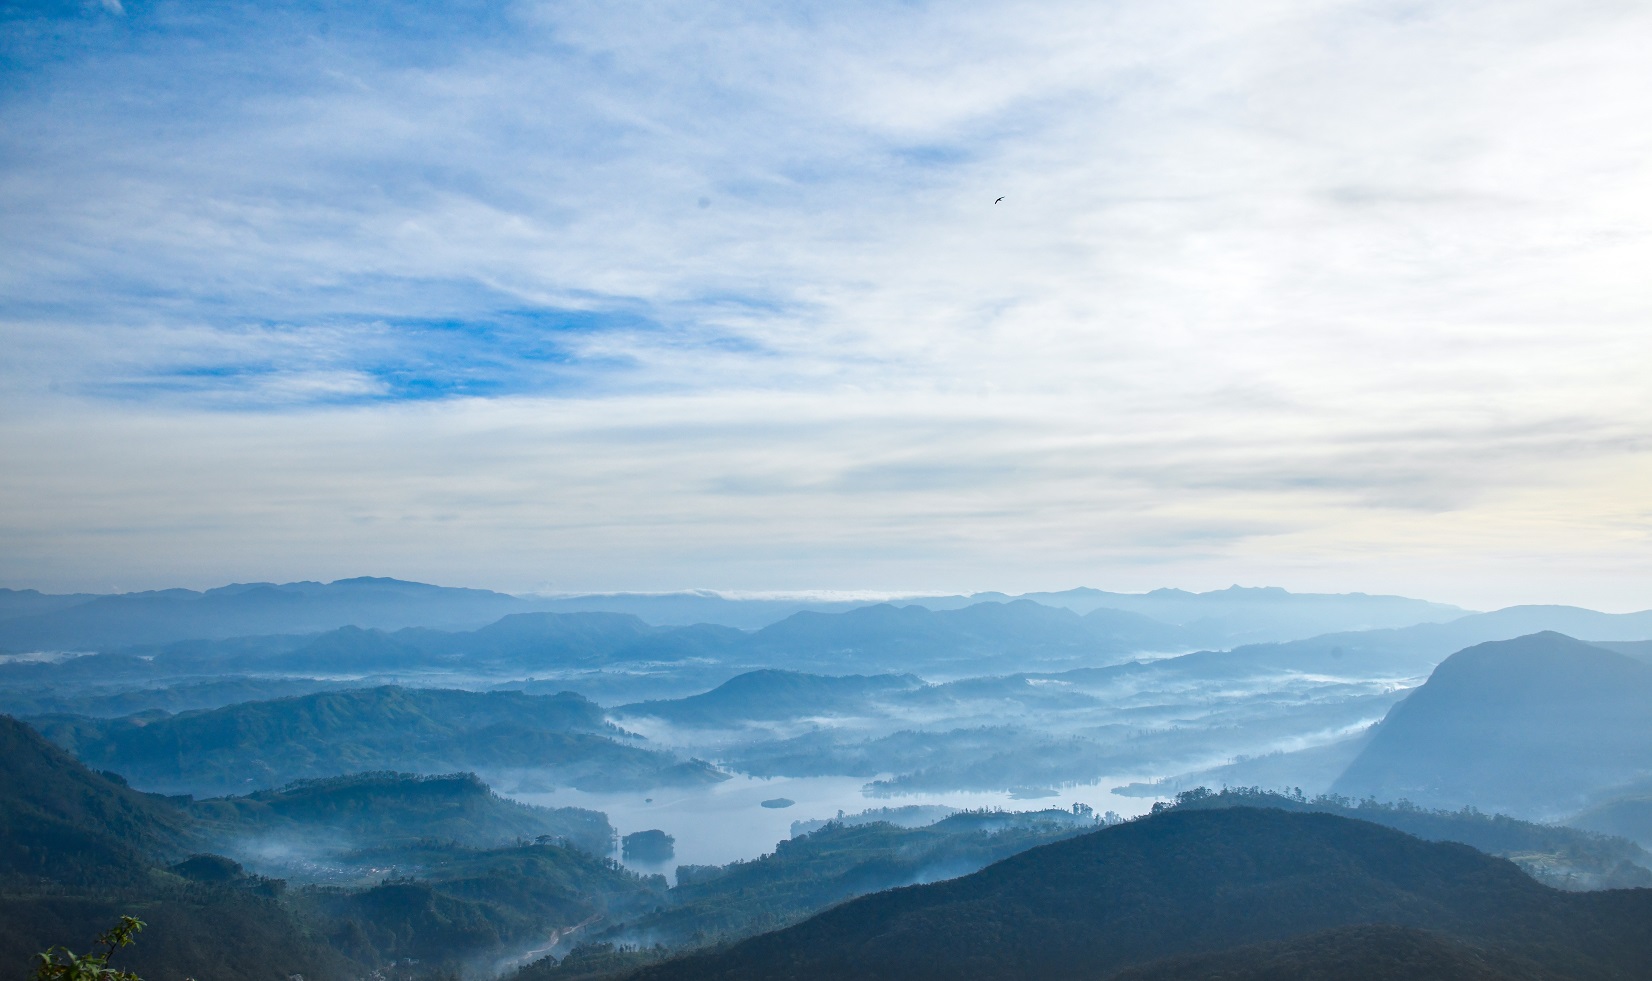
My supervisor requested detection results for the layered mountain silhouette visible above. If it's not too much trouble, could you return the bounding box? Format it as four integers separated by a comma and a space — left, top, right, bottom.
0, 577, 539, 650
520, 584, 1468, 641
1332, 632, 1652, 816
1168, 608, 1652, 682
0, 577, 1486, 657
629, 806, 1652, 980
979, 585, 1469, 646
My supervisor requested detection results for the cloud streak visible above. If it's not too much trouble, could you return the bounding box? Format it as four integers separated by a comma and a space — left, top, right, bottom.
2, 0, 1650, 607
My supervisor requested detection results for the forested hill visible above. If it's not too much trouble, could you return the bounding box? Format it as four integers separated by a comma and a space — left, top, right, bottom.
1166, 787, 1652, 889
615, 669, 923, 726
629, 807, 1652, 981
191, 770, 615, 856
1107, 924, 1553, 981
0, 714, 360, 979
29, 685, 729, 795
1333, 631, 1652, 816
0, 715, 664, 979
0, 713, 191, 883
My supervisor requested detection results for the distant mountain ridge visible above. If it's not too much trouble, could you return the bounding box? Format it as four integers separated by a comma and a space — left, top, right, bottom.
0, 577, 1478, 653
1141, 606, 1652, 682
926, 585, 1470, 645
0, 577, 541, 650
15, 576, 1645, 690
502, 584, 1472, 644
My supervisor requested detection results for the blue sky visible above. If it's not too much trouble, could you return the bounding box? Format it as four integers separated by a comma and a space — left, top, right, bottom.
3, 0, 1651, 608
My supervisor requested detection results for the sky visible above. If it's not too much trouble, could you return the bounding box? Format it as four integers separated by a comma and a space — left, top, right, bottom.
2, 0, 1650, 610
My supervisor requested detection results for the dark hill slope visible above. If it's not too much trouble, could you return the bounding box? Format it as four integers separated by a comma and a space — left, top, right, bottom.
0, 715, 361, 980
1169, 788, 1652, 890
591, 808, 1098, 952
616, 670, 923, 726
1333, 632, 1652, 816
1110, 924, 1547, 981
630, 807, 1652, 981
192, 770, 615, 855
33, 686, 725, 794
0, 714, 192, 884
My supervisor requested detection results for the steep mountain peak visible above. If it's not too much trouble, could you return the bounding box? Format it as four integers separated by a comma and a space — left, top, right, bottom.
1333, 632, 1652, 816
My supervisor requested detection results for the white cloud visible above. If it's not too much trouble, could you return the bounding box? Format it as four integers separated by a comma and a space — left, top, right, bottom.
1, 0, 1649, 606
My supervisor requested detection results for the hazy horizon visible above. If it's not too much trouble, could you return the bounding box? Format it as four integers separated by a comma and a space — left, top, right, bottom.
12, 574, 1652, 616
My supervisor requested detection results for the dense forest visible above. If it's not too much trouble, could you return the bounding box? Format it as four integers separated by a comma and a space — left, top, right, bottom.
622, 806, 1652, 980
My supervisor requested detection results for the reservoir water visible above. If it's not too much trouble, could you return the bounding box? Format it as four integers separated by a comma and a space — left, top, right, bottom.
511, 774, 1157, 882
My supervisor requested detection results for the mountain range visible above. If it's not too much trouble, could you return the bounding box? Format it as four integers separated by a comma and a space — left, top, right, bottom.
0, 578, 1476, 654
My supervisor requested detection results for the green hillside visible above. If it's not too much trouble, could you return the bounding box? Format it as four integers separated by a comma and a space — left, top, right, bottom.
1169, 787, 1652, 889
1333, 632, 1652, 816
0, 712, 673, 979
599, 808, 1098, 952
0, 714, 192, 886
193, 770, 616, 856
625, 807, 1652, 981
1109, 924, 1547, 981
32, 685, 727, 794
616, 670, 923, 726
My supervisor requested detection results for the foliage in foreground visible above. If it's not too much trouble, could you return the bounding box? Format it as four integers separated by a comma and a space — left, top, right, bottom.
33, 916, 145, 981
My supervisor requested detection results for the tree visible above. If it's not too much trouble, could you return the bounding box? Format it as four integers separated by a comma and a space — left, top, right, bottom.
33, 916, 146, 981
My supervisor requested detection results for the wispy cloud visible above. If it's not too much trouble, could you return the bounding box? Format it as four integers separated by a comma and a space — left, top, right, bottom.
2, 0, 1650, 606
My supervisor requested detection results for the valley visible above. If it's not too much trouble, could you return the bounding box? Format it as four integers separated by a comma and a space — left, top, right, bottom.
5, 579, 1652, 979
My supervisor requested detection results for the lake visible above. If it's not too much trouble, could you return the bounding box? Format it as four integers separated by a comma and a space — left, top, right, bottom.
511, 773, 1157, 882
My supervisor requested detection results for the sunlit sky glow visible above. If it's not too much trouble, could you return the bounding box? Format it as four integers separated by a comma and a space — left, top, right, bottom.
3, 0, 1650, 609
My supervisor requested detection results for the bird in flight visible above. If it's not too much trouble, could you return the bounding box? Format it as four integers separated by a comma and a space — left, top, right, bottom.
994, 196, 1005, 204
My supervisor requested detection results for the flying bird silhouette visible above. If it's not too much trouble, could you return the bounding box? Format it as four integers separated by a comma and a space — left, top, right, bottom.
994, 196, 1005, 204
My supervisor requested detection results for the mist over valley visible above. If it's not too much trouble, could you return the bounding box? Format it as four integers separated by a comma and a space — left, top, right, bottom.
6, 0, 1651, 975
6, 578, 1652, 978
